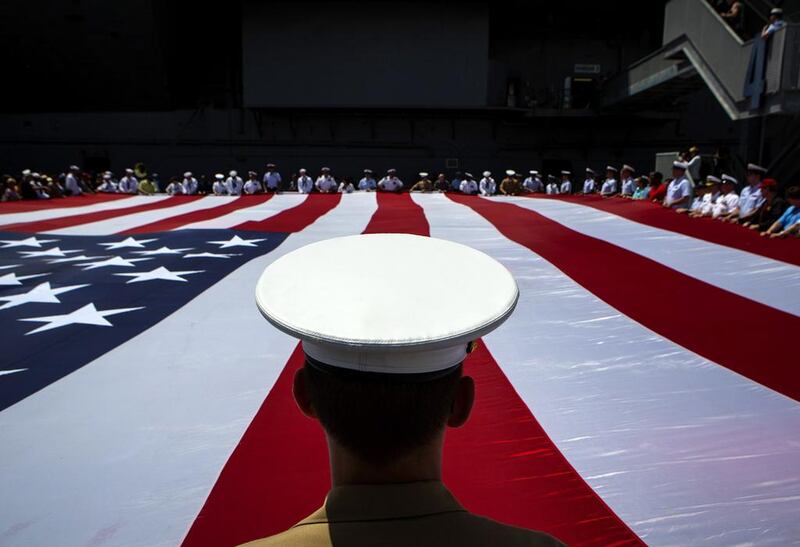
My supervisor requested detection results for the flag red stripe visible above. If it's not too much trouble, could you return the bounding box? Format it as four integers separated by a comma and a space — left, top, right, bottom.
451, 194, 800, 401
0, 195, 203, 233
0, 193, 130, 214
182, 193, 642, 547
539, 194, 800, 267
122, 195, 274, 234
234, 194, 341, 233
362, 192, 430, 235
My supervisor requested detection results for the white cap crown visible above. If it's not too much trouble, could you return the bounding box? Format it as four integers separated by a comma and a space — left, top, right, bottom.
256, 234, 519, 374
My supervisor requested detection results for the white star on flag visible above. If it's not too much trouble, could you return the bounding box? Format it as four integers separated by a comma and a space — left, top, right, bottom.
114, 266, 204, 284
207, 235, 266, 248
0, 237, 59, 248
0, 282, 90, 310
0, 271, 49, 286
183, 252, 242, 259
19, 247, 82, 259
133, 246, 193, 256
47, 255, 107, 264
76, 256, 154, 270
0, 368, 27, 377
98, 237, 157, 250
19, 303, 144, 335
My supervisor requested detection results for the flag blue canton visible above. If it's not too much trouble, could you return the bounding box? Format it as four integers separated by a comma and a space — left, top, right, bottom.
0, 230, 289, 410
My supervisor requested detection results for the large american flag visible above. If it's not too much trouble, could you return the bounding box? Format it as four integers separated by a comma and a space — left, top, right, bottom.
1, 192, 798, 546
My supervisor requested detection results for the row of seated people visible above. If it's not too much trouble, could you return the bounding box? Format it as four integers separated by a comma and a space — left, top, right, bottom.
594, 161, 800, 239
3, 161, 798, 239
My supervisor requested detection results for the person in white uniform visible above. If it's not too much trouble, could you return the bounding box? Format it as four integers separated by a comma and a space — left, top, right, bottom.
685, 146, 702, 184
524, 171, 544, 193
688, 176, 721, 217
244, 171, 262, 194
358, 169, 377, 191
479, 171, 496, 196
619, 165, 636, 197
181, 171, 199, 195
118, 168, 138, 194
262, 163, 282, 193
663, 161, 692, 209
226, 170, 244, 196
296, 169, 314, 194
65, 165, 83, 196
581, 168, 596, 194
316, 167, 338, 193
166, 178, 185, 195
600, 166, 618, 197
459, 173, 478, 195
709, 175, 740, 218
338, 178, 356, 193
97, 173, 118, 193
721, 163, 767, 224
545, 176, 559, 195
559, 171, 572, 194
212, 173, 228, 195
378, 169, 404, 192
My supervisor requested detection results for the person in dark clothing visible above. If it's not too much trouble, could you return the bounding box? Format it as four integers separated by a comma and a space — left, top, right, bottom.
745, 179, 787, 232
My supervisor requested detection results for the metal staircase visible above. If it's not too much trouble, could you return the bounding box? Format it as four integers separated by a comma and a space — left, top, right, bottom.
602, 0, 800, 120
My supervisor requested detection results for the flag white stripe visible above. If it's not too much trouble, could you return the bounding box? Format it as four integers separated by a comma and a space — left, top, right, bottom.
499, 197, 800, 317
0, 196, 163, 227
412, 193, 800, 546
177, 194, 309, 230
44, 196, 239, 236
0, 193, 377, 547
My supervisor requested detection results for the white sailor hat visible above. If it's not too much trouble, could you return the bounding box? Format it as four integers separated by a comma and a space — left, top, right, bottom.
561, 170, 571, 176
256, 234, 518, 374
248, 170, 257, 176
321, 167, 331, 172
706, 175, 722, 184
747, 163, 767, 174
102, 173, 111, 180
69, 165, 80, 171
387, 168, 397, 174
606, 165, 618, 172
419, 172, 429, 178
214, 173, 224, 180
771, 7, 783, 16
721, 174, 738, 184
672, 161, 688, 170
621, 164, 635, 173
483, 171, 491, 177
32, 172, 40, 178
465, 172, 474, 178
229, 170, 238, 177
586, 168, 596, 175
184, 171, 192, 177
530, 170, 539, 175
125, 168, 134, 174
506, 170, 516, 176
22, 169, 31, 177
104, 171, 113, 176
364, 169, 373, 174
299, 168, 307, 174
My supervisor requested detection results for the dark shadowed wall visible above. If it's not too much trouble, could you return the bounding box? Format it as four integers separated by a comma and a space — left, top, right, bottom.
242, 1, 489, 107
